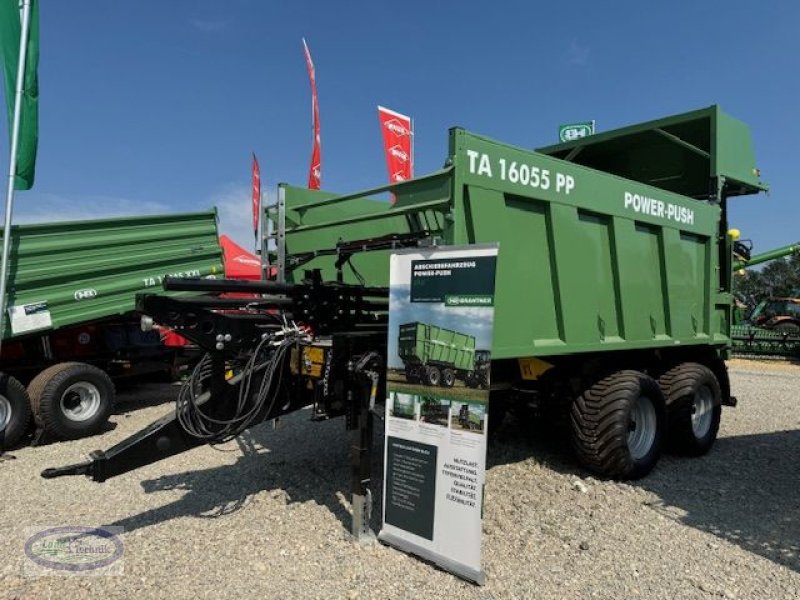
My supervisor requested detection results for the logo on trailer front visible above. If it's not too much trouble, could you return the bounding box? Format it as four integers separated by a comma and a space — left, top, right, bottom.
73, 289, 97, 301
558, 121, 595, 143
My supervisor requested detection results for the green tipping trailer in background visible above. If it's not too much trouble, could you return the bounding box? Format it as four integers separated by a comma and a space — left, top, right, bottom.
0, 210, 223, 448
398, 321, 477, 387
262, 105, 767, 479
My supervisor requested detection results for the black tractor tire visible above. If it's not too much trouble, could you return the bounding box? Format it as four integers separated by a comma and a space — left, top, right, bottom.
0, 373, 32, 448
464, 372, 477, 388
404, 366, 418, 383
570, 370, 665, 480
658, 362, 721, 456
441, 368, 456, 388
28, 362, 115, 440
773, 321, 800, 335
425, 366, 441, 387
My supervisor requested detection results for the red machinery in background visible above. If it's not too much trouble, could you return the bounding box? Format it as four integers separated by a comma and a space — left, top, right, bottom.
161, 236, 264, 348
218, 235, 262, 280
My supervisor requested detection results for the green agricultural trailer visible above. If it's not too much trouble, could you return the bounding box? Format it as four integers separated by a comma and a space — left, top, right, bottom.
0, 211, 222, 448
456, 403, 484, 432
45, 106, 768, 498
398, 321, 481, 387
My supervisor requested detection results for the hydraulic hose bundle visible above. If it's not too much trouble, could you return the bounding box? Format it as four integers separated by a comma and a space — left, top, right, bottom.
40, 275, 390, 482
175, 322, 311, 444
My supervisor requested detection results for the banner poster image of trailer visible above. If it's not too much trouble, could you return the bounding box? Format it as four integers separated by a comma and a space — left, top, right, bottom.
379, 244, 498, 585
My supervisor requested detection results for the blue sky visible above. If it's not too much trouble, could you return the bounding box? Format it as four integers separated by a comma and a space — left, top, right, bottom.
2, 1, 799, 251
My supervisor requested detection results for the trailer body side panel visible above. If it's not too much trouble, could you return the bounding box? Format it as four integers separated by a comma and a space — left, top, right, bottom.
1, 210, 222, 340
399, 322, 476, 371
270, 106, 766, 361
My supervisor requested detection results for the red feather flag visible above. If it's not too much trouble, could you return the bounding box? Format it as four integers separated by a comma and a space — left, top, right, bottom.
378, 106, 413, 204
302, 38, 321, 190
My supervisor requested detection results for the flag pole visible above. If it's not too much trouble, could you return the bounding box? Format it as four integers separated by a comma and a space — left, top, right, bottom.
258, 189, 266, 281
255, 189, 261, 253
0, 0, 33, 352
410, 117, 414, 177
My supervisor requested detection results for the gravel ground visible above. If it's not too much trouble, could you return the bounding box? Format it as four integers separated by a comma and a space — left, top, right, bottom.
1, 362, 799, 599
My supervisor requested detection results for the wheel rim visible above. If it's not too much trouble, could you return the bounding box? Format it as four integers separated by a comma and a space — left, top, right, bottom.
691, 385, 714, 438
60, 382, 102, 422
627, 394, 657, 460
0, 395, 11, 431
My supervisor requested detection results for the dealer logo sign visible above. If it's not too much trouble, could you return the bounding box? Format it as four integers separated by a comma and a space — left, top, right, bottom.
24, 526, 124, 576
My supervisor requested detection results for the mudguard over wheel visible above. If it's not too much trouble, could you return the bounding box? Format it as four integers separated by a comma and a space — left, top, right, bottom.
28, 362, 115, 440
570, 370, 665, 480
658, 362, 721, 456
0, 373, 32, 448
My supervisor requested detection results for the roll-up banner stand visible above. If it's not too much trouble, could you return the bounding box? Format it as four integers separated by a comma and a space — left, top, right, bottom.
379, 243, 499, 585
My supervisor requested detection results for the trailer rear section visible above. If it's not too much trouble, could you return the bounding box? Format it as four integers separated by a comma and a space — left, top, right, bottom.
0, 211, 222, 447
43, 106, 767, 486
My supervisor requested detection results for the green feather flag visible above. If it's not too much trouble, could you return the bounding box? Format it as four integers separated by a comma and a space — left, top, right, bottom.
0, 0, 38, 190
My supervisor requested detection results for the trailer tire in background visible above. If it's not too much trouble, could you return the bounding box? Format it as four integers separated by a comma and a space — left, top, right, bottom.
570, 370, 665, 480
658, 362, 721, 456
442, 368, 456, 388
0, 374, 32, 448
28, 362, 115, 440
425, 366, 441, 387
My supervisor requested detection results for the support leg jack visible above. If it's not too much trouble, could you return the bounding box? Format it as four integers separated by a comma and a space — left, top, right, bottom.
350, 365, 380, 544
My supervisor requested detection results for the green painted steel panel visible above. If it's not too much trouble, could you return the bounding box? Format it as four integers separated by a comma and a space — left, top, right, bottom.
537, 105, 767, 198
274, 171, 452, 286
268, 108, 767, 361
715, 110, 767, 195
1, 210, 222, 340
450, 127, 722, 358
398, 322, 476, 371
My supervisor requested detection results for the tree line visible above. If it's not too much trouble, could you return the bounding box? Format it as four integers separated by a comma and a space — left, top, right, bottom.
734, 253, 800, 302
